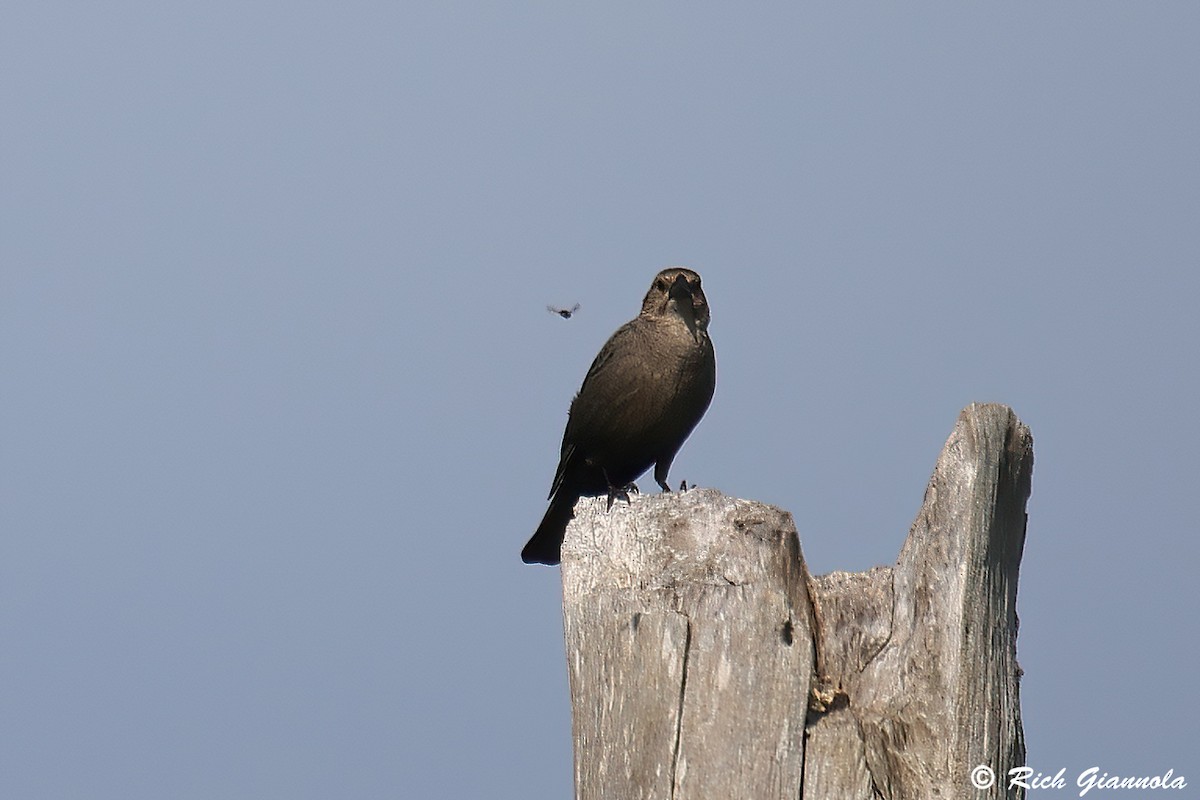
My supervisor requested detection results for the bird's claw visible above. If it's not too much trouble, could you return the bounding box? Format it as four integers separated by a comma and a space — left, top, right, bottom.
605, 483, 638, 511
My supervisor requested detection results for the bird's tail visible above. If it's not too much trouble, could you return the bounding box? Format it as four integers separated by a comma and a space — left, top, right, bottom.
521, 492, 578, 565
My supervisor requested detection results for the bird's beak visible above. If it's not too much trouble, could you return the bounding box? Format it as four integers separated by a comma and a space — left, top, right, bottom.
668, 273, 692, 301
667, 274, 701, 339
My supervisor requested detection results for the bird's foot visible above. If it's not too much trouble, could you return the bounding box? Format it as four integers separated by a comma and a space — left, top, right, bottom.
605, 483, 638, 511
679, 480, 690, 491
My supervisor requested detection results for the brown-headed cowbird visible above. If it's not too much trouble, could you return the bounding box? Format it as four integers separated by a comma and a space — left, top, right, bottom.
522, 268, 716, 565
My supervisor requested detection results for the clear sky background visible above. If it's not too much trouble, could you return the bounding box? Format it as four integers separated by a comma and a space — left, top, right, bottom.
3, 3, 1197, 798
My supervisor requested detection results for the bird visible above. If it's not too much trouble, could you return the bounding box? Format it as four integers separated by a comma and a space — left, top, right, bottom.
522, 267, 716, 565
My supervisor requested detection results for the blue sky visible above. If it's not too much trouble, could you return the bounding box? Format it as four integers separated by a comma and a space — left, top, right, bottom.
3, 3, 1198, 797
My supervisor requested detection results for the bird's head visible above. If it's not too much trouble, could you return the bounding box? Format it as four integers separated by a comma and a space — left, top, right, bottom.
641, 267, 710, 335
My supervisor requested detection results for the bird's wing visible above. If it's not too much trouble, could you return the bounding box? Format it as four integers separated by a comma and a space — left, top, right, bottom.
548, 442, 577, 500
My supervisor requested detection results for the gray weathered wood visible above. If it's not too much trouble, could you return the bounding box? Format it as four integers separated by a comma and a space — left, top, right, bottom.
563, 490, 815, 800
804, 567, 895, 799
561, 403, 1033, 800
849, 403, 1032, 799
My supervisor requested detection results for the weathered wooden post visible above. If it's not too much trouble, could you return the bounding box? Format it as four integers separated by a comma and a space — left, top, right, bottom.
561, 403, 1032, 800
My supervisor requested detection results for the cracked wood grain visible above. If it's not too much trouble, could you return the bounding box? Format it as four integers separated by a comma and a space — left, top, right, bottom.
560, 404, 1032, 800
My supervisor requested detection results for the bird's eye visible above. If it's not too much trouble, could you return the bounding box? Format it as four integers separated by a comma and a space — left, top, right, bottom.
655, 279, 667, 291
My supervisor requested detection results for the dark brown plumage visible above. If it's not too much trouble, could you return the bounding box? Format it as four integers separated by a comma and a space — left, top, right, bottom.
522, 268, 716, 565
